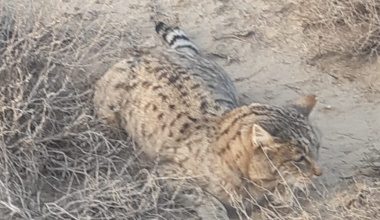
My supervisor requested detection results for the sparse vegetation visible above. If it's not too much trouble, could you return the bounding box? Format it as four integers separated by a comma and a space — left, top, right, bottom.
0, 0, 379, 220
299, 0, 380, 62
0, 2, 175, 219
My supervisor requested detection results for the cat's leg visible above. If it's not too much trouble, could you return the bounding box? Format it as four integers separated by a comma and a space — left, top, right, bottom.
156, 164, 229, 220
266, 183, 295, 207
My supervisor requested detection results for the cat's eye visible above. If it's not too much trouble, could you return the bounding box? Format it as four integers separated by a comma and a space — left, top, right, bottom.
294, 155, 305, 163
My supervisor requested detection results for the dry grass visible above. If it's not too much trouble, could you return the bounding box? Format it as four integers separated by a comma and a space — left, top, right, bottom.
0, 1, 185, 219
0, 0, 380, 219
298, 0, 380, 62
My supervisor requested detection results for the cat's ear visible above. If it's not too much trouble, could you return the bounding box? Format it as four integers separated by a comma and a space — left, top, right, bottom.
288, 94, 317, 117
251, 124, 275, 150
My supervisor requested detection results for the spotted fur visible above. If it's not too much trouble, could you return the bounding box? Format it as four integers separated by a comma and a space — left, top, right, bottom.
94, 21, 322, 219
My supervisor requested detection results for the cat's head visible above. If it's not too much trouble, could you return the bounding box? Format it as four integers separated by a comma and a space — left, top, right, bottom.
247, 95, 322, 189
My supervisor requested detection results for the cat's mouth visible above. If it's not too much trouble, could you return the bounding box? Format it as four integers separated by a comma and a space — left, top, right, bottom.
292, 177, 313, 190
312, 165, 323, 177
278, 171, 315, 190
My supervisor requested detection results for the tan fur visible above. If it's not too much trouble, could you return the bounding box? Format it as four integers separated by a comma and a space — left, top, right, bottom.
94, 26, 322, 218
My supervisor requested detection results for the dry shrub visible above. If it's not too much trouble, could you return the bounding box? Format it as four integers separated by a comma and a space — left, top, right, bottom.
326, 180, 380, 220
0, 2, 192, 219
298, 0, 380, 62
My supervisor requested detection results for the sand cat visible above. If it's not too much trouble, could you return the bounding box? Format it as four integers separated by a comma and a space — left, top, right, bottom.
93, 21, 322, 219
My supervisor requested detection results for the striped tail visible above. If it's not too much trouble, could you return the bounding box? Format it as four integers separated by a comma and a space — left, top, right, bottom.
155, 21, 199, 56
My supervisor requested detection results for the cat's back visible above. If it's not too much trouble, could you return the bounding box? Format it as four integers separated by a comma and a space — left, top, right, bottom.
94, 49, 222, 158
95, 49, 224, 116
94, 21, 239, 159
154, 21, 239, 112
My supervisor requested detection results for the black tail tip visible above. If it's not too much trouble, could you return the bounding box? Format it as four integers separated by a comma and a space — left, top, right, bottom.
155, 21, 166, 34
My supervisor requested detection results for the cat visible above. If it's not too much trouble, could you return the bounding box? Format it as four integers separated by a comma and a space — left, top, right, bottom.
93, 21, 322, 219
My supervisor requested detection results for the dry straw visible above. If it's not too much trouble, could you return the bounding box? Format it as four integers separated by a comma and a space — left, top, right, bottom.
300, 0, 380, 61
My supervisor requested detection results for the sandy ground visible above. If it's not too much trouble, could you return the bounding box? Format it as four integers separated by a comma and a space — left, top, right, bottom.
43, 0, 380, 217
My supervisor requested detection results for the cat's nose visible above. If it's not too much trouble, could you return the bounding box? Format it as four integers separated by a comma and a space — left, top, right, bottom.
312, 166, 322, 176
